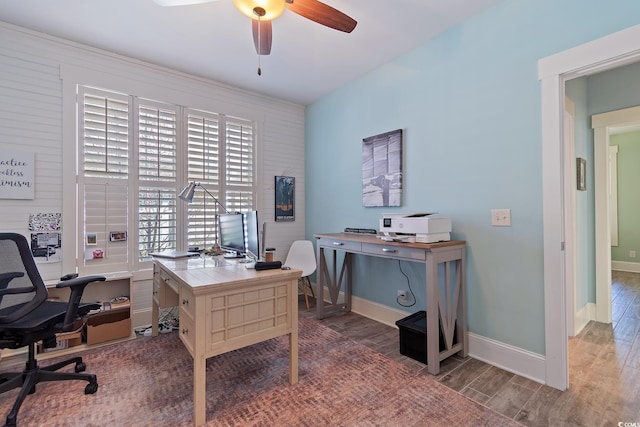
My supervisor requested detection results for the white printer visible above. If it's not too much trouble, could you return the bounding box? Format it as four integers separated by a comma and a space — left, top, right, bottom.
379, 213, 451, 243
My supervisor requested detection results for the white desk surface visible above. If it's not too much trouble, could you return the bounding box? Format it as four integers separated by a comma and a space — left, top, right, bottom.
153, 256, 301, 293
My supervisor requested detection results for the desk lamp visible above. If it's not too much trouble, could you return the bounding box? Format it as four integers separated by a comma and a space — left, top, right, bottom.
178, 182, 230, 256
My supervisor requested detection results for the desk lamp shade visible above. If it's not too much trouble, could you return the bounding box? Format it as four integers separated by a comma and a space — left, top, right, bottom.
178, 182, 197, 203
177, 182, 226, 255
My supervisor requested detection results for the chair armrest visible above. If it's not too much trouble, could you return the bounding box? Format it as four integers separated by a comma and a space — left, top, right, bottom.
0, 272, 24, 288
0, 272, 25, 293
55, 275, 106, 331
55, 275, 107, 290
0, 272, 29, 304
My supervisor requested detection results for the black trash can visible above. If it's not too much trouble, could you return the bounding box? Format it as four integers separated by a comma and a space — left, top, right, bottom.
395, 310, 456, 364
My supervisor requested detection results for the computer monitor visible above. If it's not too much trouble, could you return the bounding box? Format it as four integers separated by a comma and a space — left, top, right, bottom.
244, 210, 260, 261
218, 213, 246, 258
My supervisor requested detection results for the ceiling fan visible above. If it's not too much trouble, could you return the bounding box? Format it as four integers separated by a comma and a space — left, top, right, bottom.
153, 0, 357, 58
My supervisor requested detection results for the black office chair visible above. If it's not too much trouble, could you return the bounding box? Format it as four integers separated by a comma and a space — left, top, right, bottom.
0, 233, 105, 426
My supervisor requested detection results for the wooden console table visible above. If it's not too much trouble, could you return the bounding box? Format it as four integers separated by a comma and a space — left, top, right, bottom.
314, 233, 467, 375
152, 257, 301, 426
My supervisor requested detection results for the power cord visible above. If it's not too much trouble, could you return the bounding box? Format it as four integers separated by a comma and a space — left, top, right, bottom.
159, 306, 179, 330
397, 260, 416, 308
135, 307, 180, 336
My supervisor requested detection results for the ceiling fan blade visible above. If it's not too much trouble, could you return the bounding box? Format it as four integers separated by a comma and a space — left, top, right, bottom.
252, 19, 273, 55
285, 0, 357, 33
153, 0, 219, 6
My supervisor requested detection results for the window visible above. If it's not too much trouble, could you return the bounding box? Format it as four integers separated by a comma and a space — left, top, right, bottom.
136, 100, 178, 260
78, 86, 256, 272
224, 117, 255, 211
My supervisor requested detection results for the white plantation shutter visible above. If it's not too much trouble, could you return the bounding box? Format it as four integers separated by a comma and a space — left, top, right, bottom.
138, 101, 178, 181
136, 100, 178, 260
78, 86, 256, 270
78, 87, 130, 274
185, 109, 221, 249
83, 182, 129, 271
224, 117, 254, 212
138, 186, 177, 260
81, 88, 129, 179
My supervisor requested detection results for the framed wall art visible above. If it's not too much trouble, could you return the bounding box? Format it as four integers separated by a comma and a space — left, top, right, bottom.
577, 157, 586, 191
275, 176, 295, 221
362, 129, 403, 207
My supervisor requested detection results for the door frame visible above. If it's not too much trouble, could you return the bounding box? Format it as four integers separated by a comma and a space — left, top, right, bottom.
539, 24, 640, 391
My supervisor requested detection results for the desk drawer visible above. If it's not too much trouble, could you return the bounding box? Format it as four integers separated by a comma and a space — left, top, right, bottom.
179, 285, 196, 321
153, 266, 179, 308
362, 243, 426, 261
317, 238, 361, 253
179, 310, 195, 355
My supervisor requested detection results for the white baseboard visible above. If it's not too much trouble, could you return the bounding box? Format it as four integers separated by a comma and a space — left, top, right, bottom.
572, 303, 595, 336
350, 294, 413, 327
467, 333, 546, 384
612, 261, 640, 273
320, 284, 546, 385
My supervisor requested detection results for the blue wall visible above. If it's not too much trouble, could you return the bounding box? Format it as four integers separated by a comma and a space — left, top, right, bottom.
305, 0, 640, 354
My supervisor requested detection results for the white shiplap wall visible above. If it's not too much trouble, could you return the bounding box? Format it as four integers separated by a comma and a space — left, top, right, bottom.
0, 21, 306, 327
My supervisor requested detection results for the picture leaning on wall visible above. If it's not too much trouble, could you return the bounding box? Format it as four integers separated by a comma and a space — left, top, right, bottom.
362, 129, 403, 207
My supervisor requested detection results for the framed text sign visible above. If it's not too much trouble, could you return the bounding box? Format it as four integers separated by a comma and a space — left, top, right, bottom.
0, 148, 35, 199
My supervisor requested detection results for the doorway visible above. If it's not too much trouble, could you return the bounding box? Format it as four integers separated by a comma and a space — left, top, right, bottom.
539, 24, 640, 391
592, 106, 640, 324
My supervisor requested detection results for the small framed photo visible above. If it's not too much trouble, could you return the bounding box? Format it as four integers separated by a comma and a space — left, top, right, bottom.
86, 233, 97, 245
577, 158, 586, 191
110, 231, 127, 242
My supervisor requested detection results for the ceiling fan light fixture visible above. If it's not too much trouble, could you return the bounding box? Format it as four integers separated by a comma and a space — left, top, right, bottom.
233, 0, 286, 20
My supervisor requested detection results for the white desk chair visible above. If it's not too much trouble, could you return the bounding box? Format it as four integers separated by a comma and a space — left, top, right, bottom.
284, 240, 316, 311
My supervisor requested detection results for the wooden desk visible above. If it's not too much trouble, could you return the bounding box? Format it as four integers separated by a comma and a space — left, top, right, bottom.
314, 233, 467, 375
152, 257, 301, 426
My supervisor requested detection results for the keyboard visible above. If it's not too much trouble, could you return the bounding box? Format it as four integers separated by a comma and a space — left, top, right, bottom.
344, 227, 378, 235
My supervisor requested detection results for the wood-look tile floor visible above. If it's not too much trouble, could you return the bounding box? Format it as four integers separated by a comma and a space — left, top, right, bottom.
301, 270, 640, 426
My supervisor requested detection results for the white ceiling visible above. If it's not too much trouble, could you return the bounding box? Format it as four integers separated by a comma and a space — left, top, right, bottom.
0, 0, 502, 105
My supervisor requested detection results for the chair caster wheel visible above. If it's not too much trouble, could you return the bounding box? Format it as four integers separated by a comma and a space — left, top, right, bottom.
85, 382, 98, 394
75, 362, 86, 373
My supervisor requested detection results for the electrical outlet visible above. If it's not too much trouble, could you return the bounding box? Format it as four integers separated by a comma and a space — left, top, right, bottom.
397, 290, 408, 303
491, 209, 512, 227
630, 250, 636, 258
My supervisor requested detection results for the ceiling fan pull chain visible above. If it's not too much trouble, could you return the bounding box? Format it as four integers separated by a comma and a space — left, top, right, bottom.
256, 8, 263, 75
257, 16, 261, 75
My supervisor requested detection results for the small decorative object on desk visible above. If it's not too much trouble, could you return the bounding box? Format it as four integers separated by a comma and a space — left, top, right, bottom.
265, 248, 275, 262
205, 243, 226, 256
109, 296, 130, 309
255, 261, 282, 271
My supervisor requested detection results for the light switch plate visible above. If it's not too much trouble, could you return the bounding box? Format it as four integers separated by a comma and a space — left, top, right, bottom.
491, 209, 511, 226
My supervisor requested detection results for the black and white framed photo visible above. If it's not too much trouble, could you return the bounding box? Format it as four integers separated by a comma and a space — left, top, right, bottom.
362, 129, 403, 207
275, 176, 295, 221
